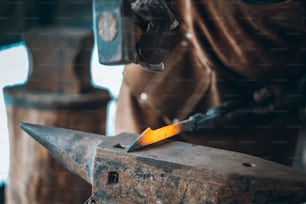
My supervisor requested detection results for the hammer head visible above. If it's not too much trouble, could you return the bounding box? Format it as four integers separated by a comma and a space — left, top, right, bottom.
93, 0, 136, 65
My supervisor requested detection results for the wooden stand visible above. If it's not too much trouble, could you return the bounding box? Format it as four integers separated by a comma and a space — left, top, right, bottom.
4, 27, 111, 204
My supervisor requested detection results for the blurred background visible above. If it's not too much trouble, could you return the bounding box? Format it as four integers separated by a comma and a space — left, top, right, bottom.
0, 43, 124, 203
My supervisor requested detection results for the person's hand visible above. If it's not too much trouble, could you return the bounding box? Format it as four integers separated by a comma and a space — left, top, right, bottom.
131, 0, 179, 69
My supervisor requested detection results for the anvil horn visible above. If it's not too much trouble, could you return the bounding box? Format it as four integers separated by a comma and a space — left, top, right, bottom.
20, 123, 103, 185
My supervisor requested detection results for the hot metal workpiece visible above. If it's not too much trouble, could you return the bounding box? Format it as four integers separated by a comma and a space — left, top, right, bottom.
21, 123, 306, 204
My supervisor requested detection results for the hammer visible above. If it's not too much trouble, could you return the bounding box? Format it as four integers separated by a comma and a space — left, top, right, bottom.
93, 0, 179, 72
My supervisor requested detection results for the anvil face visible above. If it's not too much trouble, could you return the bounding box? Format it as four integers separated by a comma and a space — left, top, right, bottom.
21, 124, 306, 204
92, 133, 306, 203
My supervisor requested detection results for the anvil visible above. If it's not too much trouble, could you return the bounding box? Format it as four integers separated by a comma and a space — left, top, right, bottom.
21, 123, 306, 204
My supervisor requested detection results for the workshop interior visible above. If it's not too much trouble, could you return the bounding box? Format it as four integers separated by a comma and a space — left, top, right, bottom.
1, 0, 306, 203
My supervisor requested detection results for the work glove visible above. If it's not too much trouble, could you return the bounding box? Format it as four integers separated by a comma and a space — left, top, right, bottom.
195, 80, 306, 131
131, 0, 179, 71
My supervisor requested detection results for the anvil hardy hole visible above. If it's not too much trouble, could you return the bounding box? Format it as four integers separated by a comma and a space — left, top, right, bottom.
108, 171, 119, 185
243, 162, 256, 168
114, 143, 126, 149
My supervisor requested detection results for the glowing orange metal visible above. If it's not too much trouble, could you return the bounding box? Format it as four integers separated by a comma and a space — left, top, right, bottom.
127, 100, 245, 152
127, 123, 183, 152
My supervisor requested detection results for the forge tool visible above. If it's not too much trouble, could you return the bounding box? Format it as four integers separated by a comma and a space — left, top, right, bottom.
93, 0, 178, 71
127, 99, 245, 152
20, 123, 306, 203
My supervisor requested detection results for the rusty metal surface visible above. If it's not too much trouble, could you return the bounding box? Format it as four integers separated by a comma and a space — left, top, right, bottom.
21, 123, 306, 203
20, 123, 102, 185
